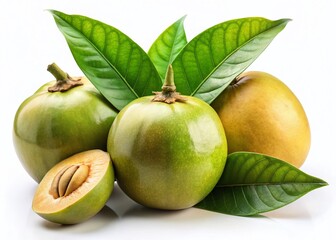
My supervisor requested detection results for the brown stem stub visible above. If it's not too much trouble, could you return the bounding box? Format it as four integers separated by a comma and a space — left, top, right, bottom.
151, 64, 187, 104
230, 73, 245, 86
47, 63, 84, 92
152, 90, 187, 104
48, 76, 84, 92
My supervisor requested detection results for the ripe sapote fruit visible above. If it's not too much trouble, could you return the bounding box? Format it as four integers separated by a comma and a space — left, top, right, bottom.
32, 150, 114, 225
13, 63, 117, 182
211, 71, 311, 168
107, 65, 227, 210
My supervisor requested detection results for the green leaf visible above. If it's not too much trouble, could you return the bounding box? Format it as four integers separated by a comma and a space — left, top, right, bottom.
50, 10, 162, 111
195, 152, 328, 216
148, 16, 187, 80
172, 17, 291, 104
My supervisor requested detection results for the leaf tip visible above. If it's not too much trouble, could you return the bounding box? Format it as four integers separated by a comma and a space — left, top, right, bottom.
285, 18, 293, 23
46, 9, 56, 15
319, 180, 329, 187
46, 9, 63, 20
279, 18, 292, 25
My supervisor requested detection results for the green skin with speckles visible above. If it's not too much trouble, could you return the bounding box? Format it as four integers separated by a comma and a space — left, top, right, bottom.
13, 78, 117, 183
108, 96, 228, 210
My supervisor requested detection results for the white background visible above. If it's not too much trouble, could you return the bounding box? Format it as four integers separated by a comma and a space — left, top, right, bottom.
1, 0, 335, 239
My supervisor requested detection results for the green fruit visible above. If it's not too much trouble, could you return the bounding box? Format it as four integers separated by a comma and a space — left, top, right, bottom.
211, 71, 311, 168
13, 63, 117, 182
32, 149, 114, 225
107, 65, 227, 210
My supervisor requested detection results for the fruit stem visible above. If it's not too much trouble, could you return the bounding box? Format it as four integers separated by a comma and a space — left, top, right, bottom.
162, 64, 176, 93
152, 65, 186, 104
47, 63, 83, 92
47, 63, 68, 81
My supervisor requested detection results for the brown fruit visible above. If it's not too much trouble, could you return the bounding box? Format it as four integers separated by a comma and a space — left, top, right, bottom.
211, 71, 310, 168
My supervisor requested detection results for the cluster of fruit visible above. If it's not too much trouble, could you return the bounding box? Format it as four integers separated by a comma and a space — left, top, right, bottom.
12, 11, 313, 225
13, 63, 310, 224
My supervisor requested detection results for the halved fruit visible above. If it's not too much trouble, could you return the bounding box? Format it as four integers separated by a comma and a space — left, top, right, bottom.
32, 150, 114, 224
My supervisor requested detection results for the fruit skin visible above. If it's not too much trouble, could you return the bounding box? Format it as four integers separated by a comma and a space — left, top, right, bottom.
107, 96, 227, 210
211, 71, 310, 168
13, 77, 117, 182
32, 150, 114, 225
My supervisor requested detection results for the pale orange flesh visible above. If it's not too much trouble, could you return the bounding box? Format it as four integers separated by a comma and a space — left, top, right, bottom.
32, 150, 110, 213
